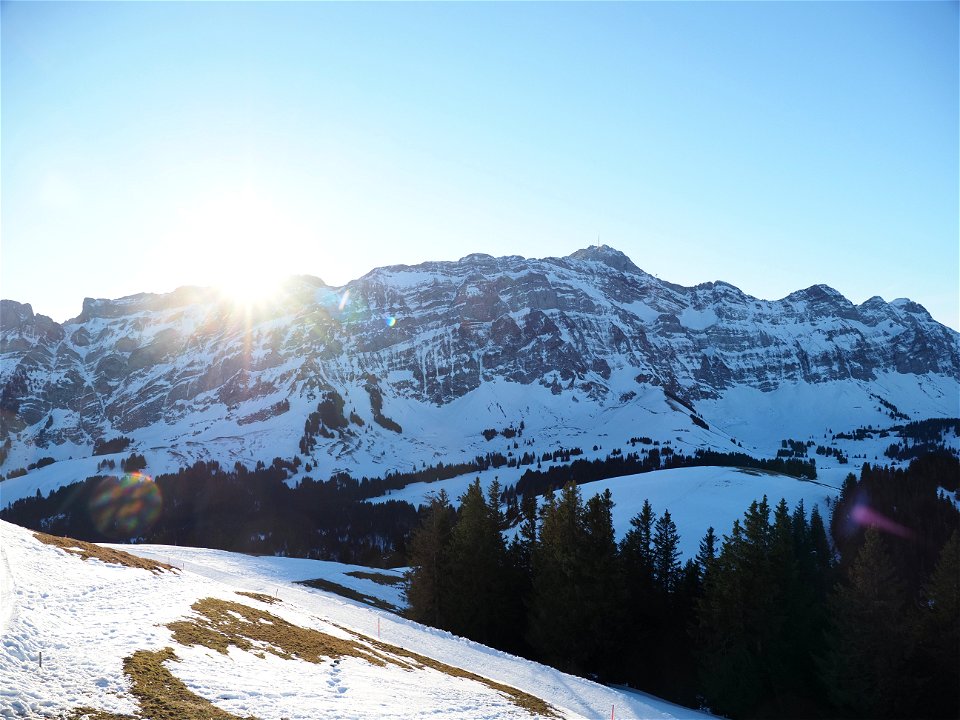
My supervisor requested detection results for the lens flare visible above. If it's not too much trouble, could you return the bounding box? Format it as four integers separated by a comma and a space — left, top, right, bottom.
88, 473, 162, 539
851, 504, 913, 539
385, 316, 397, 328
338, 289, 351, 311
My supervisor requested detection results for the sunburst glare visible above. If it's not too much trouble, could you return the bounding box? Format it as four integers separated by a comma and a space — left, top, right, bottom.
166, 186, 312, 311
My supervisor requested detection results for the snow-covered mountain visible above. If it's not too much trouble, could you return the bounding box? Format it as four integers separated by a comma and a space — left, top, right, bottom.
0, 518, 705, 719
1, 245, 958, 488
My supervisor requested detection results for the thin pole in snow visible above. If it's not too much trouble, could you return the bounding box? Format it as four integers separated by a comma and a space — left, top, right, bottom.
39, 651, 42, 668
611, 704, 615, 720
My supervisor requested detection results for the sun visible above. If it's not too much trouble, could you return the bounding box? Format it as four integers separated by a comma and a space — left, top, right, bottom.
168, 186, 313, 312
215, 271, 286, 312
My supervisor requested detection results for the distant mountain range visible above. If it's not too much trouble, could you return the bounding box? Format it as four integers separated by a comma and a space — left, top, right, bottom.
2, 245, 958, 486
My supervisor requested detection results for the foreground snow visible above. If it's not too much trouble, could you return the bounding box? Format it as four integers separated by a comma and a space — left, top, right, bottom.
0, 520, 709, 719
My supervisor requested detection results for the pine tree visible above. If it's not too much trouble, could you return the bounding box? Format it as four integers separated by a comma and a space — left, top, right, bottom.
406, 490, 455, 628
580, 488, 622, 678
504, 492, 538, 655
697, 518, 765, 717
696, 526, 717, 581
444, 479, 510, 646
763, 498, 802, 712
808, 505, 833, 591
652, 509, 681, 594
910, 529, 960, 718
527, 484, 585, 671
820, 527, 910, 718
621, 499, 655, 580
697, 497, 785, 717
528, 483, 620, 676
619, 499, 657, 686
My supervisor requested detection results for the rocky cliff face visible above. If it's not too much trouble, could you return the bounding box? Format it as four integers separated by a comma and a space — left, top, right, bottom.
1, 245, 958, 474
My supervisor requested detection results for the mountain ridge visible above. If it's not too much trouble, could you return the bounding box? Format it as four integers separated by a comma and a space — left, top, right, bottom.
1, 245, 957, 489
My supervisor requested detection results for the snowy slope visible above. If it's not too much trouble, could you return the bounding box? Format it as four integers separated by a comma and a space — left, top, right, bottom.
571, 466, 836, 559
0, 520, 708, 719
371, 465, 837, 560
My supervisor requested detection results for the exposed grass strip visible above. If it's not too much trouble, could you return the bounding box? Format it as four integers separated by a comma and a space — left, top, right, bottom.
123, 648, 254, 720
345, 569, 406, 586
235, 590, 281, 605
33, 532, 175, 575
168, 597, 389, 666
68, 709, 131, 720
296, 576, 399, 612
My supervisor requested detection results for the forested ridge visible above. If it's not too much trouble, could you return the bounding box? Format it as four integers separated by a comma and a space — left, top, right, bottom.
407, 453, 959, 719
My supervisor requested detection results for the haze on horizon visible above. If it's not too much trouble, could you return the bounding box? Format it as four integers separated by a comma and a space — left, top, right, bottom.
2, 2, 957, 330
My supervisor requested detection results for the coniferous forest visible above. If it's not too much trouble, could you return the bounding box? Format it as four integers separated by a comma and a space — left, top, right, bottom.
407, 454, 959, 719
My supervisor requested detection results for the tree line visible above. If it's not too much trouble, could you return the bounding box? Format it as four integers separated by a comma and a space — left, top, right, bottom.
0, 459, 419, 566
406, 454, 959, 719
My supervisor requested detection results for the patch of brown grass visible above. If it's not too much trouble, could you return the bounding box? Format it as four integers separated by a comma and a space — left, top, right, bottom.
33, 532, 175, 575
296, 576, 398, 612
235, 590, 280, 605
167, 597, 389, 667
170, 597, 558, 717
67, 648, 254, 720
68, 709, 131, 720
345, 569, 406, 586
123, 648, 254, 720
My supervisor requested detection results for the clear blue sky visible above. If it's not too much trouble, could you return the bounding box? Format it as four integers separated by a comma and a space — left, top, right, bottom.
2, 1, 958, 329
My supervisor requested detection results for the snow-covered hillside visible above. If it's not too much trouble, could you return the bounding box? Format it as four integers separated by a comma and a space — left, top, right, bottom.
372, 465, 838, 560
0, 520, 708, 719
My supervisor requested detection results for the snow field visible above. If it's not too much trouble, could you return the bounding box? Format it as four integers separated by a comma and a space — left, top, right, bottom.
0, 520, 708, 719
572, 466, 837, 559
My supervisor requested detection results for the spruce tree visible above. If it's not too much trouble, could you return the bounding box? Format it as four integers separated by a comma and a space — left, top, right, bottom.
406, 490, 455, 627
820, 527, 910, 718
621, 499, 655, 587
910, 529, 960, 718
698, 518, 765, 717
808, 505, 833, 593
527, 484, 586, 672
619, 499, 657, 687
696, 526, 717, 581
527, 483, 622, 677
652, 509, 681, 594
698, 498, 785, 717
444, 479, 510, 646
507, 492, 539, 645
764, 498, 802, 712
580, 488, 622, 678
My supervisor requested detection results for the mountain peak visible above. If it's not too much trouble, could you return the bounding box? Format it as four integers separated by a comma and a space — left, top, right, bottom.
784, 284, 849, 305
566, 244, 640, 273
891, 297, 933, 319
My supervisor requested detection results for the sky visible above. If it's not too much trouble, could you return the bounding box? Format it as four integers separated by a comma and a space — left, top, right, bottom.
2, 1, 958, 329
